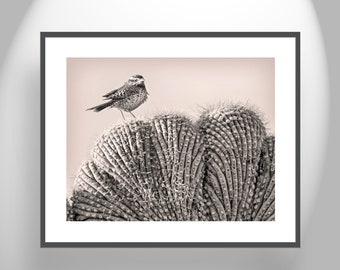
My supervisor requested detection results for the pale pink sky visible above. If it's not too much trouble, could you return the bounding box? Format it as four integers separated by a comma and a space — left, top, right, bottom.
67, 58, 275, 197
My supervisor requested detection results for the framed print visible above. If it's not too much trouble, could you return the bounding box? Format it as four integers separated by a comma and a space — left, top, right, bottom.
41, 32, 300, 247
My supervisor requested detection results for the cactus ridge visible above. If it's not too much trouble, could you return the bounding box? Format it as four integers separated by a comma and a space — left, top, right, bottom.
68, 104, 275, 221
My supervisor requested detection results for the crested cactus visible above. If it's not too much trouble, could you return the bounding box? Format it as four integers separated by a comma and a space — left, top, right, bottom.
69, 115, 206, 221
198, 105, 274, 221
67, 104, 275, 221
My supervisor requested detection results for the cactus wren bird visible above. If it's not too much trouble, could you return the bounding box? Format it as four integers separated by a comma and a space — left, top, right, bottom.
87, 74, 149, 119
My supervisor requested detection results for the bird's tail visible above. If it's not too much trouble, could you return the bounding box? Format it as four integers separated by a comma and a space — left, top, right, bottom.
86, 101, 112, 112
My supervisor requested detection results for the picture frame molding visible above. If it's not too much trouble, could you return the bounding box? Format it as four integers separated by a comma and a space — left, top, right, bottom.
40, 31, 300, 248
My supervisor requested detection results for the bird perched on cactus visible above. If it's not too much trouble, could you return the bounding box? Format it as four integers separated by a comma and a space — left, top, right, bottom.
87, 74, 149, 119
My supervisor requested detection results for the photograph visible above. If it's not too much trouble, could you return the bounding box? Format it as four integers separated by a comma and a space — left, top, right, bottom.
66, 57, 275, 222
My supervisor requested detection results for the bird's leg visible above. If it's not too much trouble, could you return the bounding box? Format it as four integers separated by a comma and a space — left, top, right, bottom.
119, 109, 125, 120
129, 111, 136, 118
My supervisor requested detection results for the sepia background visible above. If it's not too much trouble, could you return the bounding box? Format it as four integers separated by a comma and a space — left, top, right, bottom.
67, 58, 275, 197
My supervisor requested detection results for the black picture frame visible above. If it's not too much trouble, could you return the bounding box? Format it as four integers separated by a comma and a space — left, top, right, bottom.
41, 32, 300, 248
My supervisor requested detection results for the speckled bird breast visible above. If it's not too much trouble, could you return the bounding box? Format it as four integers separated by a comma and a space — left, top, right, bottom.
113, 91, 148, 112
